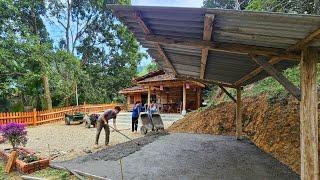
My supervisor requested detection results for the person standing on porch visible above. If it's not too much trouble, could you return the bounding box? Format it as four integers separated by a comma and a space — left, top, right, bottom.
95, 106, 121, 148
132, 101, 141, 132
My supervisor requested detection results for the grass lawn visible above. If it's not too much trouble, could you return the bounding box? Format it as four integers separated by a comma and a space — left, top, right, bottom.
0, 160, 76, 179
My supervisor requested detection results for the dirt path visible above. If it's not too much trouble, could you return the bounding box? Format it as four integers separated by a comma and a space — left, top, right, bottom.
55, 133, 299, 180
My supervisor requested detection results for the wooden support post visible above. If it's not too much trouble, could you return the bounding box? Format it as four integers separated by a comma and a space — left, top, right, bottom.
147, 86, 151, 107
196, 88, 201, 109
5, 150, 17, 173
182, 83, 186, 115
236, 87, 242, 140
300, 48, 318, 180
32, 108, 37, 126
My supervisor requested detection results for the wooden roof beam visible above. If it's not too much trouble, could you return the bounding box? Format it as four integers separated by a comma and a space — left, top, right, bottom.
287, 27, 320, 52
200, 14, 215, 79
145, 34, 300, 60
176, 75, 235, 88
235, 27, 320, 86
133, 11, 177, 75
155, 44, 178, 75
250, 55, 301, 101
234, 56, 281, 86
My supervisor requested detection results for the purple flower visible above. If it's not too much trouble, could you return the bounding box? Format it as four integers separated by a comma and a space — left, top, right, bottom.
0, 123, 28, 149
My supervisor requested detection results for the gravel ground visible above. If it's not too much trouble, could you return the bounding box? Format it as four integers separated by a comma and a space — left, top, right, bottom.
0, 115, 174, 162
56, 133, 299, 180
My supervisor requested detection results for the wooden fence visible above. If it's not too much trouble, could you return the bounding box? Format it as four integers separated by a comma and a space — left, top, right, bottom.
0, 103, 122, 126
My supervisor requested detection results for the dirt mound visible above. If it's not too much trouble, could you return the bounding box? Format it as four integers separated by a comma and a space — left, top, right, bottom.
169, 94, 320, 174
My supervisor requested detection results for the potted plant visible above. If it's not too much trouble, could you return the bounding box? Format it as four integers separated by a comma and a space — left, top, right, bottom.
0, 123, 49, 173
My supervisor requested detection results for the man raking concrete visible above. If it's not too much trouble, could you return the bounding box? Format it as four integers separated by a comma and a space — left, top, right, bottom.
95, 106, 121, 148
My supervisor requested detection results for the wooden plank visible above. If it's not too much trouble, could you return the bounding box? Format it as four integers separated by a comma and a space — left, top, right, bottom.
147, 86, 151, 106
176, 75, 235, 88
74, 170, 111, 180
250, 55, 301, 101
21, 176, 46, 180
288, 27, 320, 52
219, 85, 236, 103
182, 82, 186, 115
300, 47, 318, 180
200, 14, 215, 79
236, 87, 242, 140
5, 150, 17, 173
234, 56, 281, 86
132, 11, 151, 34
145, 34, 300, 60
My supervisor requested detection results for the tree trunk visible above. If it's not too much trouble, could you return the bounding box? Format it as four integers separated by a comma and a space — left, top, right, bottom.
43, 75, 52, 110
66, 0, 71, 52
315, 0, 320, 14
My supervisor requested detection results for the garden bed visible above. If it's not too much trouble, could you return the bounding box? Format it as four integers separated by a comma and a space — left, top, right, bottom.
0, 147, 49, 174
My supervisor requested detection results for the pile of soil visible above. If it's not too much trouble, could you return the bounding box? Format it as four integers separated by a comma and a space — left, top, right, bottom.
169, 94, 320, 174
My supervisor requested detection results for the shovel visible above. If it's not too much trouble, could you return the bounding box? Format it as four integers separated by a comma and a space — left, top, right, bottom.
109, 125, 141, 146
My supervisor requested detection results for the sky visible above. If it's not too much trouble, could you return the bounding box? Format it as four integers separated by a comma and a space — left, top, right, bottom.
45, 0, 203, 69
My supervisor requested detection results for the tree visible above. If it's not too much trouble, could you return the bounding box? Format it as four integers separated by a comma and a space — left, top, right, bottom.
48, 0, 145, 104
246, 0, 320, 14
203, 0, 251, 10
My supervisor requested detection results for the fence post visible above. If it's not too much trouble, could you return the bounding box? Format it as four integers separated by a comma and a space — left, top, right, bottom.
84, 102, 87, 113
32, 108, 37, 126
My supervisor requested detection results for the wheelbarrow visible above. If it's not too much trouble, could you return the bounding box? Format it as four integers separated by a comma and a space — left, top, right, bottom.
83, 113, 99, 128
140, 112, 164, 135
64, 112, 85, 125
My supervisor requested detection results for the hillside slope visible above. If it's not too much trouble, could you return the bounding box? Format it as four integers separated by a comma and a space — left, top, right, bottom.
169, 94, 320, 174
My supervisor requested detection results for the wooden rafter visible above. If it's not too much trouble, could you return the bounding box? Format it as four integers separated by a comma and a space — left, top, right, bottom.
155, 44, 178, 75
200, 14, 215, 79
145, 34, 300, 60
133, 11, 177, 75
235, 28, 320, 86
219, 85, 236, 103
234, 56, 281, 86
177, 75, 235, 88
287, 27, 320, 52
250, 55, 301, 101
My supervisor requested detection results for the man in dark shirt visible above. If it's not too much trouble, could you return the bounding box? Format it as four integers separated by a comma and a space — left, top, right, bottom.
95, 106, 121, 147
131, 101, 141, 132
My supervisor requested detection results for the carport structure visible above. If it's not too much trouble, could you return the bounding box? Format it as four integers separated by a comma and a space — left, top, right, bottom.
109, 5, 320, 179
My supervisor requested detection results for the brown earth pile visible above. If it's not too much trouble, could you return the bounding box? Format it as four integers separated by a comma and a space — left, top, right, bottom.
169, 94, 320, 174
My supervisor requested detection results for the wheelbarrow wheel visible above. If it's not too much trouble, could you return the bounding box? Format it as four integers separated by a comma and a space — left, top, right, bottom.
140, 126, 147, 135
85, 120, 91, 128
65, 117, 71, 125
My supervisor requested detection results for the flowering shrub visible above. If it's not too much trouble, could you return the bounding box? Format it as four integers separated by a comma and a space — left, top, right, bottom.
0, 123, 28, 149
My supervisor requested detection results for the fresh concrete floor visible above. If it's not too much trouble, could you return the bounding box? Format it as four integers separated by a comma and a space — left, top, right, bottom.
56, 133, 299, 180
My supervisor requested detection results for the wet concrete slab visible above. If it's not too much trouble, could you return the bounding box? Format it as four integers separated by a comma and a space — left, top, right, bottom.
55, 133, 299, 180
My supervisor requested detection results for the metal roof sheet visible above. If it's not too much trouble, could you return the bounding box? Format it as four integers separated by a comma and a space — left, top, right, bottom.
110, 5, 320, 86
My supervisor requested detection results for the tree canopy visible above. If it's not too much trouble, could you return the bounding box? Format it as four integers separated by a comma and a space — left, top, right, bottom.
0, 0, 145, 112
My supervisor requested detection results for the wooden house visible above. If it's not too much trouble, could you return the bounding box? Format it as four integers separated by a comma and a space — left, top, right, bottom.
119, 70, 206, 114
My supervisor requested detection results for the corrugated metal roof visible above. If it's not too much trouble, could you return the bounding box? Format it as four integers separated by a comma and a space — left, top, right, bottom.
110, 5, 320, 86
